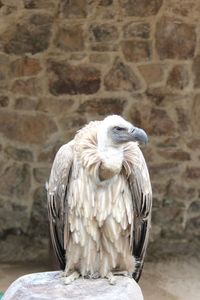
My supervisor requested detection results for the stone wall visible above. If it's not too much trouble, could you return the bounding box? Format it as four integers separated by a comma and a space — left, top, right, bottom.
0, 0, 199, 263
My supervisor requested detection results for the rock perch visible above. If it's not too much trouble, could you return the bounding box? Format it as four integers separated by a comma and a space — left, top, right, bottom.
3, 271, 144, 300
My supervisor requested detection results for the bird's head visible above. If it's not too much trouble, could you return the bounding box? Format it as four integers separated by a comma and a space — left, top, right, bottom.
98, 115, 148, 150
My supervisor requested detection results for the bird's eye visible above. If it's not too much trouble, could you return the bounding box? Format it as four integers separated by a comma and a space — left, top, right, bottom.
114, 126, 125, 131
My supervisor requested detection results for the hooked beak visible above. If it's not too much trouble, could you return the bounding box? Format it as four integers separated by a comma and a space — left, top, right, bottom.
129, 127, 148, 145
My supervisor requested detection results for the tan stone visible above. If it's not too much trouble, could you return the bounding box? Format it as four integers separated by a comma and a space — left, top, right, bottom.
104, 58, 142, 91
130, 106, 175, 136
37, 98, 75, 115
78, 98, 127, 116
138, 64, 164, 85
14, 97, 39, 110
61, 0, 87, 18
192, 94, 200, 133
11, 78, 42, 96
9, 57, 42, 78
119, 0, 163, 17
59, 114, 87, 131
167, 65, 189, 89
54, 25, 84, 52
0, 111, 57, 144
155, 17, 196, 59
89, 53, 110, 64
192, 55, 200, 88
158, 149, 190, 161
121, 40, 151, 62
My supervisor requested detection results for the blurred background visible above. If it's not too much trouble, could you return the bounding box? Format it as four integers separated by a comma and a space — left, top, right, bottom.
0, 1, 200, 299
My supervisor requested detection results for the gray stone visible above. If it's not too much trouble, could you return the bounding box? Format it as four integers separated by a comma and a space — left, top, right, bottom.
3, 271, 144, 300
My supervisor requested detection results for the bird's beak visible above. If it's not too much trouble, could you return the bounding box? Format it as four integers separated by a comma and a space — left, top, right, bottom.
129, 127, 148, 144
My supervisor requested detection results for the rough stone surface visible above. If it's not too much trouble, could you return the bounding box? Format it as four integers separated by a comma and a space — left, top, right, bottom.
0, 0, 199, 264
104, 58, 142, 91
192, 55, 200, 88
138, 64, 164, 85
121, 40, 151, 62
156, 17, 196, 59
0, 163, 31, 198
3, 272, 144, 300
48, 61, 101, 95
61, 0, 87, 18
0, 112, 57, 144
9, 57, 42, 78
2, 14, 53, 55
90, 23, 119, 43
54, 25, 84, 52
119, 0, 163, 17
123, 22, 150, 39
167, 65, 189, 89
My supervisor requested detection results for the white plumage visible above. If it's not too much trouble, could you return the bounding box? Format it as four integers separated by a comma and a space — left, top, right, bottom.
47, 115, 152, 284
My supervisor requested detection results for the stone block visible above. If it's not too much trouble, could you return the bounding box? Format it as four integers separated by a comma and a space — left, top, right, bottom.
0, 95, 9, 107
37, 98, 75, 115
156, 17, 196, 59
33, 167, 50, 184
14, 97, 39, 111
104, 58, 142, 91
9, 57, 42, 78
54, 24, 84, 52
121, 40, 151, 62
4, 145, 33, 162
130, 106, 175, 136
0, 111, 57, 144
3, 272, 144, 300
11, 78, 42, 96
119, 0, 163, 17
138, 64, 164, 85
192, 55, 200, 88
0, 163, 31, 198
48, 61, 101, 95
123, 22, 150, 39
89, 23, 119, 43
185, 167, 200, 179
28, 187, 48, 238
2, 13, 53, 55
78, 98, 127, 116
167, 65, 189, 89
61, 0, 87, 18
23, 0, 56, 9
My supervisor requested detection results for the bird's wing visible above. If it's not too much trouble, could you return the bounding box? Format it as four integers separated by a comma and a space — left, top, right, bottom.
128, 146, 152, 282
47, 140, 74, 270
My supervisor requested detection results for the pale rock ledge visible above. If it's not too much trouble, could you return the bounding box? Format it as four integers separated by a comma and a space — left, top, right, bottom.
3, 271, 144, 300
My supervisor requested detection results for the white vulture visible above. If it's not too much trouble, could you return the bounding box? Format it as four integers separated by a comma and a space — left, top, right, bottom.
47, 115, 152, 285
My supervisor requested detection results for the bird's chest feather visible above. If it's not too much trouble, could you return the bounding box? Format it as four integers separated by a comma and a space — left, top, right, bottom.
67, 161, 133, 231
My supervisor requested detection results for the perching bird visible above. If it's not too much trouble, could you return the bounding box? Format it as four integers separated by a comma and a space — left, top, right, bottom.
47, 115, 152, 285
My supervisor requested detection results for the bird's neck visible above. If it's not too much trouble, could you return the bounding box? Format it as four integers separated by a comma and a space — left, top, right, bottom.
97, 131, 124, 179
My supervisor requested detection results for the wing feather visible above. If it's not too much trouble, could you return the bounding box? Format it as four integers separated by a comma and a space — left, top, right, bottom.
128, 146, 152, 282
47, 140, 74, 270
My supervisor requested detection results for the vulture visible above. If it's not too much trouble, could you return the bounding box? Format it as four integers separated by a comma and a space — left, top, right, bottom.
47, 115, 152, 285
